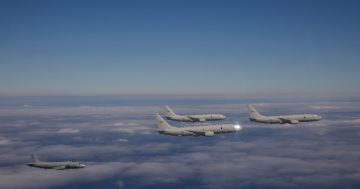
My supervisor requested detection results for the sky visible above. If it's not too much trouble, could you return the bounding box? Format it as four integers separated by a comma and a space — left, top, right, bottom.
1, 96, 360, 189
1, 0, 360, 96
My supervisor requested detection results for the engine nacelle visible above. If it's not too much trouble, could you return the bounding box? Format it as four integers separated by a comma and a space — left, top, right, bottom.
204, 131, 214, 137
290, 120, 299, 124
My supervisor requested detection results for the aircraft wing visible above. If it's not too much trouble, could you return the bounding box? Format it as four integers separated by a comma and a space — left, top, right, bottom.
279, 118, 299, 124
54, 165, 67, 170
186, 116, 206, 122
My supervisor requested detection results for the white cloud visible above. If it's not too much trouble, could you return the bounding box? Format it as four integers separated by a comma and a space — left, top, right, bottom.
309, 105, 343, 110
1, 101, 360, 188
113, 122, 125, 126
0, 162, 133, 189
344, 119, 360, 124
125, 162, 193, 184
0, 137, 10, 145
111, 125, 152, 135
57, 128, 80, 134
114, 138, 128, 142
0, 106, 159, 116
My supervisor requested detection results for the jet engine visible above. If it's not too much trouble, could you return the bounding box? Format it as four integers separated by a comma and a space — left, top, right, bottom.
290, 120, 300, 124
204, 131, 214, 136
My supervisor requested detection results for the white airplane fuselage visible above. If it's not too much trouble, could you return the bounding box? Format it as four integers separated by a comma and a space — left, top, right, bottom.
156, 114, 241, 136
165, 114, 225, 122
159, 124, 240, 136
247, 105, 322, 124
27, 161, 85, 170
164, 105, 226, 122
250, 114, 322, 124
26, 154, 85, 170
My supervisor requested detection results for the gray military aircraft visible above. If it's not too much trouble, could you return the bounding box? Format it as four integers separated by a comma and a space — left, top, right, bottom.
26, 154, 85, 170
156, 114, 241, 136
164, 105, 226, 122
247, 104, 322, 124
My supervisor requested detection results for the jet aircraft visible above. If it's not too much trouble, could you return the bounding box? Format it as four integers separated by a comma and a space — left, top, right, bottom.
26, 154, 85, 170
164, 105, 226, 122
156, 114, 241, 136
247, 104, 322, 124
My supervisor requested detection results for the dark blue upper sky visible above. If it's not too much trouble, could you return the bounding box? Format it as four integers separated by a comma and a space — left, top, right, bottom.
1, 0, 360, 95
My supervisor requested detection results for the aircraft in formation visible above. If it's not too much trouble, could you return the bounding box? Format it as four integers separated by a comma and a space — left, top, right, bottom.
26, 104, 322, 170
247, 104, 322, 124
164, 105, 226, 122
156, 104, 322, 136
156, 114, 241, 136
26, 154, 85, 170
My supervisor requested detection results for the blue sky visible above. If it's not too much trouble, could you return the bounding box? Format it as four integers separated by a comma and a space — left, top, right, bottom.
1, 0, 360, 96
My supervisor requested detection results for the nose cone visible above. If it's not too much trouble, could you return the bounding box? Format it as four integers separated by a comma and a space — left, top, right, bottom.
221, 115, 226, 119
79, 164, 86, 168
234, 124, 242, 131
316, 115, 322, 120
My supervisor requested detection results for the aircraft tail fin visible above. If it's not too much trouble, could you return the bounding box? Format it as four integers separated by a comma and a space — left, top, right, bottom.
247, 104, 262, 118
30, 153, 39, 163
164, 105, 177, 117
155, 114, 177, 131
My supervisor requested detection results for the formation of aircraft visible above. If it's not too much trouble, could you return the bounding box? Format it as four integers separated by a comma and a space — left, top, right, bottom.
164, 105, 226, 122
247, 104, 322, 124
156, 114, 241, 136
26, 154, 85, 170
26, 103, 322, 169
154, 104, 323, 137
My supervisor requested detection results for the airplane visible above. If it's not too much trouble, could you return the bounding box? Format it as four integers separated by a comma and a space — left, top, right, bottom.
247, 104, 322, 124
155, 113, 241, 136
164, 105, 226, 122
26, 153, 85, 170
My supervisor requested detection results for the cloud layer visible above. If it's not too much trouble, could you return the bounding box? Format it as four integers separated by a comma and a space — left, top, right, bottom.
0, 98, 360, 188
